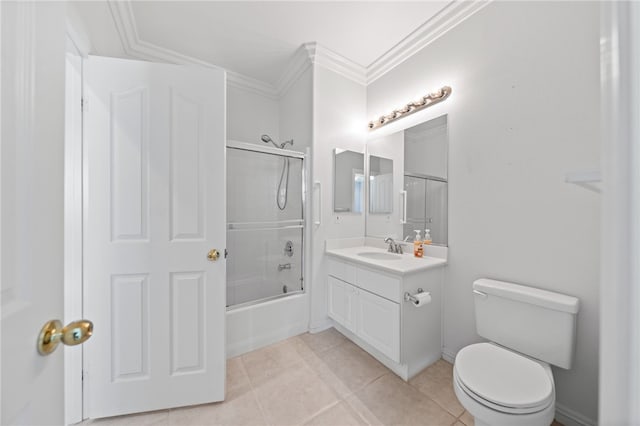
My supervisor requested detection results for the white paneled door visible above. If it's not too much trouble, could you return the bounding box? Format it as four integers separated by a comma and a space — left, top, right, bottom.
84, 56, 226, 418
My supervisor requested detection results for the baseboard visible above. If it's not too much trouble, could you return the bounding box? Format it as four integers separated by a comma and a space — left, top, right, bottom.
555, 403, 596, 426
441, 347, 457, 364
308, 318, 334, 334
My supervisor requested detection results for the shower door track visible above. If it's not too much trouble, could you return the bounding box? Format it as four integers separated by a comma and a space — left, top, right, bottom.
227, 140, 305, 159
227, 219, 304, 232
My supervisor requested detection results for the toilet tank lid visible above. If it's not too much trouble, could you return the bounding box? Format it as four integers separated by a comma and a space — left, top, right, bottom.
473, 279, 579, 314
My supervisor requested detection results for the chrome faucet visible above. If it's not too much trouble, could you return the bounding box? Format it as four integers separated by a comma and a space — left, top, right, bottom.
384, 237, 403, 254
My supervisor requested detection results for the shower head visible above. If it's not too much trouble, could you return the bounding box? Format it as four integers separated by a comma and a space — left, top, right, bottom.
261, 134, 278, 148
261, 134, 293, 149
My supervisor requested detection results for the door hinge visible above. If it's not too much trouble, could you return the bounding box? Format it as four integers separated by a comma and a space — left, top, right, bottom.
81, 97, 88, 112
224, 248, 228, 259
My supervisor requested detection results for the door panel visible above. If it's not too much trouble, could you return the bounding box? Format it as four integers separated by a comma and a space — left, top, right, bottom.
1, 2, 67, 424
84, 56, 226, 418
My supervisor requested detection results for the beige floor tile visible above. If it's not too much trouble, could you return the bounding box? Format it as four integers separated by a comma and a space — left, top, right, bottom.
252, 363, 339, 425
459, 410, 474, 426
167, 391, 265, 426
226, 357, 251, 401
299, 328, 348, 354
552, 420, 564, 426
304, 401, 367, 426
82, 410, 169, 426
353, 373, 457, 426
410, 359, 465, 417
307, 339, 387, 396
344, 394, 384, 426
305, 350, 353, 399
452, 422, 465, 426
241, 335, 312, 386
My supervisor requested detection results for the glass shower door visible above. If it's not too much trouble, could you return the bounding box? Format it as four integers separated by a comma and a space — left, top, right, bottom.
226, 147, 304, 308
404, 174, 448, 245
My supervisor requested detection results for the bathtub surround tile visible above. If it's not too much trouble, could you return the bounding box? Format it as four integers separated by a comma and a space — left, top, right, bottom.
167, 391, 265, 426
299, 327, 348, 354
252, 363, 339, 425
304, 401, 368, 426
409, 358, 465, 417
352, 373, 457, 425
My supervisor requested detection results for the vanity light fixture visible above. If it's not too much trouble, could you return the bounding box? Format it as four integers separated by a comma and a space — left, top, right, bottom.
367, 86, 452, 130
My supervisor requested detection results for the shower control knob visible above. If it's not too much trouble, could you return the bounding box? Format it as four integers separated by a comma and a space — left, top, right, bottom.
207, 249, 220, 262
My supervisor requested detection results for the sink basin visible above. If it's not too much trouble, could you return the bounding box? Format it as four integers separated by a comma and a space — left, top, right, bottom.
357, 251, 402, 261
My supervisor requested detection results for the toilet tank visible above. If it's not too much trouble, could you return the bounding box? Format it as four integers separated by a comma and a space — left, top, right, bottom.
473, 278, 579, 369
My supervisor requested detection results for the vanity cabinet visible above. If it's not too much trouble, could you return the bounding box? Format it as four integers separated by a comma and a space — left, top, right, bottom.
326, 253, 445, 381
328, 275, 400, 361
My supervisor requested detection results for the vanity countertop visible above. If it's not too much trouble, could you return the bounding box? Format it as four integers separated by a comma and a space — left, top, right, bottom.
325, 244, 447, 275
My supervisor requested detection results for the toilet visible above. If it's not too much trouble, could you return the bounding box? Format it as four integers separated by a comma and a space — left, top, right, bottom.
453, 278, 579, 426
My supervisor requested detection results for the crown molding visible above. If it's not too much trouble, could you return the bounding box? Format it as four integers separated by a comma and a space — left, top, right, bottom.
307, 43, 368, 86
227, 72, 278, 100
108, 0, 490, 95
275, 43, 314, 96
108, 0, 278, 100
367, 0, 492, 84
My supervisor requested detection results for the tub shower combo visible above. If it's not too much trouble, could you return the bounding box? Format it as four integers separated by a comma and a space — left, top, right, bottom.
225, 136, 307, 355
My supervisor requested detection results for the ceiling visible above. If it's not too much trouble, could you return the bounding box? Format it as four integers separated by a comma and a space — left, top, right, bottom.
73, 1, 451, 86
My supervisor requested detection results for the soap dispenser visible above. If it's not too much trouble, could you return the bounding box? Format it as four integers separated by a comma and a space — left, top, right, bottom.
424, 229, 432, 245
413, 230, 423, 258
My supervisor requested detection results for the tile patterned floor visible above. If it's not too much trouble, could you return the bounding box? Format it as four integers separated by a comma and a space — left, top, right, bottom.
83, 329, 563, 426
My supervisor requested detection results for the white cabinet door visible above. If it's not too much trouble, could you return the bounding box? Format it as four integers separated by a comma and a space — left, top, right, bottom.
327, 276, 357, 333
84, 56, 226, 418
356, 290, 400, 362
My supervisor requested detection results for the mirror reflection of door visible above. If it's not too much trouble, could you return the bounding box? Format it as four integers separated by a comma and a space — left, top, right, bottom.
333, 149, 364, 214
369, 155, 394, 214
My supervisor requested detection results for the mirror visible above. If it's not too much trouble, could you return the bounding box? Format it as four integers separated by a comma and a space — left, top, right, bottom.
333, 149, 364, 214
368, 155, 394, 214
366, 115, 448, 246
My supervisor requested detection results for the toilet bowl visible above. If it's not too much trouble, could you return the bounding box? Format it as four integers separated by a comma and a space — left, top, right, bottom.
454, 279, 579, 426
453, 343, 555, 426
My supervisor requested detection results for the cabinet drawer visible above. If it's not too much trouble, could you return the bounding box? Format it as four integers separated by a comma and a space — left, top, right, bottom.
328, 258, 356, 284
355, 267, 400, 302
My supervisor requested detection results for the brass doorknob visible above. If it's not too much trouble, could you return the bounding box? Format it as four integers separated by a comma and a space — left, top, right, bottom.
207, 249, 220, 262
38, 319, 93, 356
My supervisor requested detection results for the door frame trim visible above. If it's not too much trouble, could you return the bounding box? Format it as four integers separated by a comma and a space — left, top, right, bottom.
63, 24, 88, 424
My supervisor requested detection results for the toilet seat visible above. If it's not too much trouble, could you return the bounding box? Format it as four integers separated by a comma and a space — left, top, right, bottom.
454, 343, 554, 414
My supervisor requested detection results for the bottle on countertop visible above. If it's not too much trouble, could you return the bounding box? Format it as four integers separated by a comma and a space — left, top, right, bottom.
413, 230, 424, 258
424, 229, 432, 245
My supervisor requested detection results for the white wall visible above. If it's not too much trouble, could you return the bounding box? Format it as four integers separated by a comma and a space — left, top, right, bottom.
279, 67, 313, 152
309, 65, 367, 330
367, 2, 600, 423
227, 85, 279, 145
